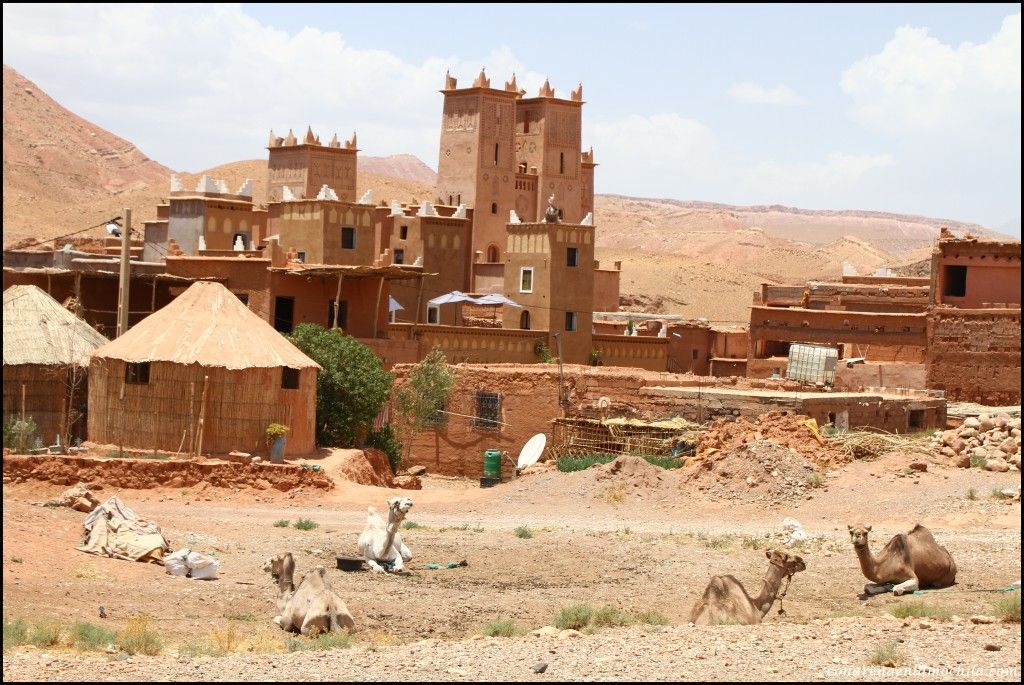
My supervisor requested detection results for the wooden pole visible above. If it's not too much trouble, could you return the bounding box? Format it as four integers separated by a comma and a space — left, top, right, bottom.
116, 208, 132, 337
196, 375, 210, 458
333, 274, 344, 329
187, 381, 196, 457
151, 277, 157, 314
414, 276, 425, 335
74, 272, 81, 309
373, 275, 385, 338
21, 383, 26, 423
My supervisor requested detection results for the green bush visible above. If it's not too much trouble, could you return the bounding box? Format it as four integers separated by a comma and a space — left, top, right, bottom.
288, 324, 393, 447
286, 630, 352, 651
477, 619, 524, 637
71, 621, 116, 651
969, 453, 987, 469
514, 526, 533, 539
591, 606, 633, 628
118, 616, 162, 656
294, 518, 318, 531
402, 521, 423, 530
634, 610, 669, 626
3, 617, 28, 651
554, 604, 594, 630
869, 639, 905, 667
27, 621, 62, 648
3, 417, 37, 453
367, 424, 403, 474
556, 453, 684, 472
996, 592, 1021, 623
395, 346, 455, 466
889, 601, 951, 621
273, 519, 290, 528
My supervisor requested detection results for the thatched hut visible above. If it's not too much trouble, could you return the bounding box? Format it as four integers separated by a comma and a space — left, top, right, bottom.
3, 284, 109, 444
87, 281, 319, 455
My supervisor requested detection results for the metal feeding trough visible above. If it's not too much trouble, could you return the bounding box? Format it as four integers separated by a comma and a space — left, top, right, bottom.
336, 556, 365, 572
479, 476, 501, 488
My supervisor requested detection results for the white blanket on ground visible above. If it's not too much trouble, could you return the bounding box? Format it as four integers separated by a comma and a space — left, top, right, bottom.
77, 496, 171, 563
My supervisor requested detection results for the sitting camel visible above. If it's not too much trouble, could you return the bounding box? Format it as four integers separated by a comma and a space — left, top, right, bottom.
848, 523, 957, 596
263, 552, 355, 634
357, 496, 413, 573
690, 550, 807, 625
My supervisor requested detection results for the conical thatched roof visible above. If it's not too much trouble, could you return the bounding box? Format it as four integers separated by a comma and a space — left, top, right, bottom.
3, 285, 109, 366
91, 281, 320, 370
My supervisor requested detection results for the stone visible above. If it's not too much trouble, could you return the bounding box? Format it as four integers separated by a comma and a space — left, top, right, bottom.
532, 663, 549, 674
908, 462, 928, 472
999, 438, 1018, 455
964, 417, 981, 429
969, 615, 997, 624
958, 427, 978, 439
530, 626, 558, 637
407, 465, 427, 477
392, 475, 422, 490
983, 644, 1002, 651
253, 479, 271, 490
558, 629, 582, 639
940, 446, 956, 458
950, 438, 967, 454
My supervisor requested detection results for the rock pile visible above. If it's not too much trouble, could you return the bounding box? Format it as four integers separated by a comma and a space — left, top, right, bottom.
684, 441, 821, 504
697, 412, 846, 468
932, 413, 1021, 472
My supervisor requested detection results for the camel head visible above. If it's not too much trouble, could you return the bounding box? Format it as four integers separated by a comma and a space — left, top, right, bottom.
387, 496, 413, 521
847, 524, 872, 549
263, 552, 295, 587
765, 549, 807, 576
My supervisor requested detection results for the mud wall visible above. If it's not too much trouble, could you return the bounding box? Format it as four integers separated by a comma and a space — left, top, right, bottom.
926, 309, 1021, 405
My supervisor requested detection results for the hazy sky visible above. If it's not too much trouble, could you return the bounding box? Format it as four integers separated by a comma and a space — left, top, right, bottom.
3, 4, 1020, 233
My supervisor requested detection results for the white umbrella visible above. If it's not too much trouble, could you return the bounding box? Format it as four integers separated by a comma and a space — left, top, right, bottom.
388, 296, 404, 313
473, 293, 522, 308
427, 290, 478, 306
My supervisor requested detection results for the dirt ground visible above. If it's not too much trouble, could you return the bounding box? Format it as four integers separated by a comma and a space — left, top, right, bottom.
2, 449, 1021, 681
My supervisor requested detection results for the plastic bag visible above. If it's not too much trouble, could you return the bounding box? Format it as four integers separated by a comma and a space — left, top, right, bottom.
185, 551, 220, 580
165, 548, 191, 577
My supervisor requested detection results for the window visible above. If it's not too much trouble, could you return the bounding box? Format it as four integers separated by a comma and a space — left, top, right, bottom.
490, 202, 498, 215
559, 151, 564, 174
125, 362, 150, 385
692, 348, 699, 360
523, 111, 530, 134
943, 265, 967, 297
327, 300, 347, 329
399, 225, 408, 240
519, 267, 534, 293
234, 292, 249, 306
909, 409, 925, 430
281, 367, 300, 389
565, 311, 577, 332
474, 391, 501, 429
493, 142, 499, 165
519, 310, 531, 330
296, 251, 306, 263
232, 233, 248, 250
341, 226, 356, 249
487, 244, 499, 263
457, 194, 461, 205
274, 296, 295, 333
394, 249, 405, 265
566, 246, 578, 267
448, 195, 453, 205
426, 305, 440, 324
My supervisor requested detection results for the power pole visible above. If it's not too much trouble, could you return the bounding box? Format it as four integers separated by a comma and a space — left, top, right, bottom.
116, 208, 132, 337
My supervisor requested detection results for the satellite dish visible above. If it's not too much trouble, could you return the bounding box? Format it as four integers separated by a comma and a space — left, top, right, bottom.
516, 433, 546, 470
105, 222, 121, 238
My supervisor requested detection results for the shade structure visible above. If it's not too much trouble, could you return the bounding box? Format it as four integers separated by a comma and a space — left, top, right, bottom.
388, 296, 404, 313
473, 293, 522, 308
427, 290, 478, 306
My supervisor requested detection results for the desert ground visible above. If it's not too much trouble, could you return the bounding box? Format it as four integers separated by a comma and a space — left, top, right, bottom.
2, 447, 1020, 681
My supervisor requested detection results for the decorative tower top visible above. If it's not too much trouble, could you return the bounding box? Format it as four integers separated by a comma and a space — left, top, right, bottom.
472, 67, 489, 89
329, 132, 340, 148
268, 129, 278, 147
570, 83, 583, 102
304, 126, 316, 145
345, 131, 357, 150
444, 70, 458, 90
538, 78, 555, 98
283, 129, 297, 146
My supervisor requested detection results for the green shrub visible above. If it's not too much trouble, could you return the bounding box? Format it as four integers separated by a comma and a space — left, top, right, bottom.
288, 324, 393, 447
294, 518, 318, 531
996, 592, 1021, 623
556, 453, 683, 472
806, 473, 824, 488
395, 346, 455, 466
402, 521, 423, 530
3, 417, 37, 453
286, 629, 352, 651
3, 617, 28, 651
367, 424, 403, 474
991, 488, 1013, 500
514, 526, 533, 539
634, 611, 669, 626
27, 621, 62, 648
273, 519, 290, 528
889, 601, 951, 621
591, 606, 633, 628
554, 604, 594, 631
969, 453, 987, 469
71, 622, 116, 651
477, 619, 524, 637
869, 639, 905, 667
118, 615, 162, 656
966, 488, 978, 501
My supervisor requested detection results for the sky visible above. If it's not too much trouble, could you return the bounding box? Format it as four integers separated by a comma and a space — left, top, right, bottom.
2, 3, 1020, 234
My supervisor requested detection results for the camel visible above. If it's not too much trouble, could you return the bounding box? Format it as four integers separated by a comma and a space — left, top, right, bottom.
848, 523, 957, 596
263, 552, 355, 634
689, 550, 807, 625
357, 496, 413, 573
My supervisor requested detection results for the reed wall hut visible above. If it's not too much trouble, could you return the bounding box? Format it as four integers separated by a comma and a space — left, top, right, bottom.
3, 284, 110, 444
87, 281, 319, 455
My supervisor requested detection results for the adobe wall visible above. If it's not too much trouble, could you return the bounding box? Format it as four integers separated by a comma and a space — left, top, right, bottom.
356, 337, 422, 370
926, 308, 1021, 405
932, 240, 1021, 308
271, 273, 388, 339
592, 334, 668, 371
593, 266, 621, 313
666, 325, 712, 375
709, 359, 747, 377
166, 256, 271, 320
471, 262, 505, 296
388, 323, 545, 365
748, 306, 928, 358
833, 363, 927, 391
842, 275, 930, 286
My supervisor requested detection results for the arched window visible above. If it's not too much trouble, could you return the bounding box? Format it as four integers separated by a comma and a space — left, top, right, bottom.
559, 152, 564, 174
491, 202, 498, 214
520, 310, 531, 330
494, 142, 499, 165
486, 244, 499, 263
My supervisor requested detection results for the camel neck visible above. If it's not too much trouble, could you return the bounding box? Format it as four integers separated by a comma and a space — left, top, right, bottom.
383, 517, 401, 552
752, 566, 786, 618
854, 543, 880, 583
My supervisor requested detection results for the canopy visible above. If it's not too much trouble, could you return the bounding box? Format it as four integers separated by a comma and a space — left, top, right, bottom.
427, 290, 477, 306
473, 293, 522, 308
388, 296, 404, 313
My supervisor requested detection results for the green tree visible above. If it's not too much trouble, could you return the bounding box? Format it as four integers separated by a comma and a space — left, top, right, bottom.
395, 346, 456, 464
287, 324, 393, 447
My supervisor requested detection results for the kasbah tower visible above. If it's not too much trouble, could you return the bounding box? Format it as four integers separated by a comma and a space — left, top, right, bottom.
435, 68, 596, 275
